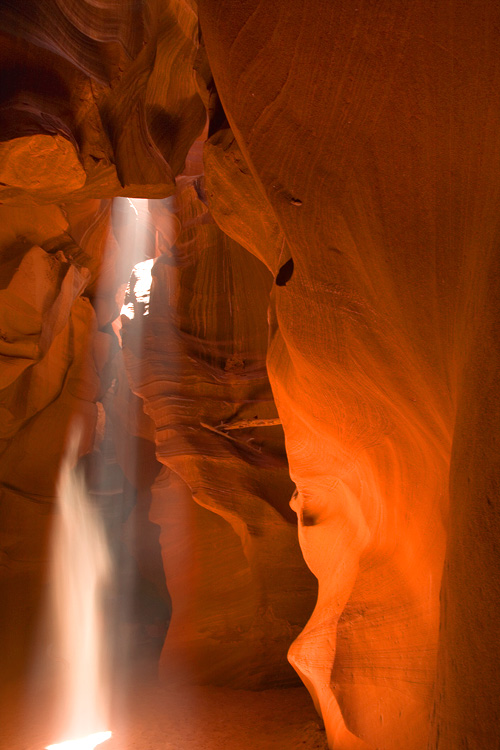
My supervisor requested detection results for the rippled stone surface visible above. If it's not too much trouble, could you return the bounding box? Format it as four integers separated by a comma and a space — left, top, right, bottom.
0, 0, 205, 202
1, 3, 499, 748
122, 169, 316, 688
198, 1, 500, 747
0, 199, 117, 686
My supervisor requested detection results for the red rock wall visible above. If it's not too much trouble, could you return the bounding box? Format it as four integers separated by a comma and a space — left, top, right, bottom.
122, 179, 317, 688
0, 0, 205, 202
1, 2, 499, 748
198, 1, 500, 747
0, 0, 205, 690
0, 199, 117, 686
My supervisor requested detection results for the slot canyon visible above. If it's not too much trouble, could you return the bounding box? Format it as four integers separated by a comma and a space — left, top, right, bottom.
0, 1, 499, 749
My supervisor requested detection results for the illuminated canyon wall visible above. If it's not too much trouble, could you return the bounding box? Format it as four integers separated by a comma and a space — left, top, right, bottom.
1, 1, 499, 749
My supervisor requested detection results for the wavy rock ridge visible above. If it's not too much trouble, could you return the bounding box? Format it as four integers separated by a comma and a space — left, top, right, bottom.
199, 1, 500, 747
0, 2, 499, 750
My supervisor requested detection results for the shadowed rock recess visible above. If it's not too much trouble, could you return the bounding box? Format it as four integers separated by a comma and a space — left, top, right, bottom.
0, 1, 499, 748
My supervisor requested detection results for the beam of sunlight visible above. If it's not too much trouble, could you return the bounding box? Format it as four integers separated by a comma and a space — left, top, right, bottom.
45, 198, 160, 749
111, 198, 155, 342
120, 258, 155, 321
46, 730, 112, 750
46, 433, 112, 747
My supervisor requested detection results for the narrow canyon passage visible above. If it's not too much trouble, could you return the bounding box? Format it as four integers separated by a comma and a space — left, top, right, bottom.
0, 2, 499, 750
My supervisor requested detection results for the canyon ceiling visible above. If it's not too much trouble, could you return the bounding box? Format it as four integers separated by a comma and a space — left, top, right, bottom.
0, 1, 499, 749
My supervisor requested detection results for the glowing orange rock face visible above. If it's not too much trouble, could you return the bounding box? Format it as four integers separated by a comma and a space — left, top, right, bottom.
1, 2, 499, 749
0, 200, 115, 687
121, 169, 317, 689
0, 0, 205, 203
199, 0, 500, 747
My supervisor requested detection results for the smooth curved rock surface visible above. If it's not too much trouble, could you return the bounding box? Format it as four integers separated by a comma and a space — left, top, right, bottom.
1, 3, 499, 749
199, 1, 500, 747
122, 175, 317, 688
0, 200, 117, 686
0, 0, 205, 203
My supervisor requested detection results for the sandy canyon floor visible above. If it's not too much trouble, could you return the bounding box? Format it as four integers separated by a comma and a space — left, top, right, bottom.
2, 673, 328, 750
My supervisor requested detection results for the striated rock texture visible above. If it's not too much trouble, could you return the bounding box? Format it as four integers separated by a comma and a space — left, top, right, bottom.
122, 175, 317, 688
199, 1, 500, 748
0, 0, 204, 692
0, 199, 118, 685
1, 2, 500, 749
0, 0, 317, 701
0, 0, 205, 202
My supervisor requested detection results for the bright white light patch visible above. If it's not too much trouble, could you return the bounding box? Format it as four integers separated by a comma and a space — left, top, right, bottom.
120, 258, 154, 320
46, 730, 112, 750
127, 198, 139, 217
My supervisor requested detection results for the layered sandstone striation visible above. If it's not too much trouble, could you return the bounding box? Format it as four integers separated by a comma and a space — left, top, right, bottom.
0, 199, 117, 684
1, 2, 499, 749
199, 1, 500, 747
0, 0, 205, 203
122, 175, 316, 687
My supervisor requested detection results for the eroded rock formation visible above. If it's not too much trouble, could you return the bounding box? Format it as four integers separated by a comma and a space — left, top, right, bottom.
122, 169, 316, 687
0, 0, 205, 202
198, 2, 500, 747
0, 198, 116, 683
0, 2, 499, 749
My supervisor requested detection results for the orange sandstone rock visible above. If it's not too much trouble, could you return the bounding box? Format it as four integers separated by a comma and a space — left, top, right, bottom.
1, 3, 499, 749
199, 0, 500, 747
0, 0, 205, 203
121, 175, 317, 688
0, 200, 117, 687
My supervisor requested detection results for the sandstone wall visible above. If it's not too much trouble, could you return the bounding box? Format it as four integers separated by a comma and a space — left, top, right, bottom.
199, 1, 500, 747
0, 0, 205, 203
0, 0, 205, 690
0, 199, 116, 687
122, 178, 317, 688
1, 2, 499, 749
